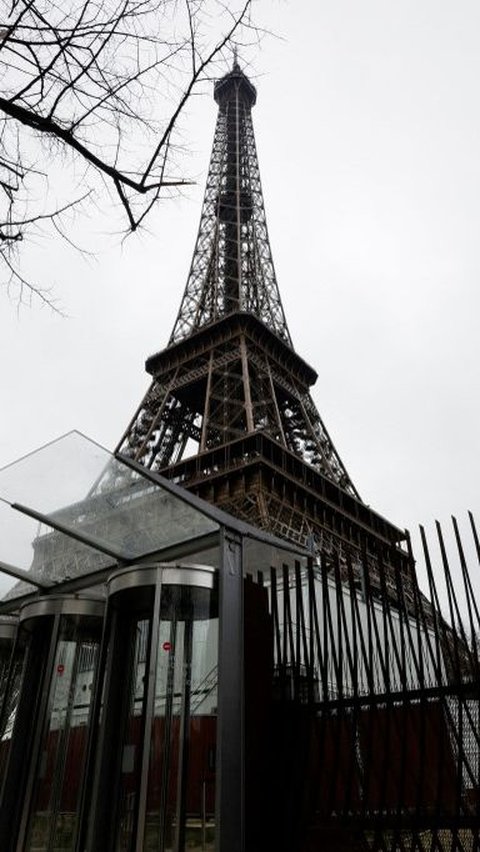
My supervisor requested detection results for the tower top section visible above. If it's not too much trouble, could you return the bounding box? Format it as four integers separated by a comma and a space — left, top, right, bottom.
214, 61, 257, 108
169, 58, 291, 345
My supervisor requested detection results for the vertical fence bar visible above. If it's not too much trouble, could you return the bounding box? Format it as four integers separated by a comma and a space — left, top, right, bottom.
452, 516, 480, 673
270, 568, 283, 691
282, 563, 296, 699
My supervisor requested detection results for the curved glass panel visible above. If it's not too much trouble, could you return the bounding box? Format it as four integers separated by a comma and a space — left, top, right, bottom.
144, 584, 218, 852
24, 614, 102, 852
0, 619, 16, 705
106, 577, 218, 852
115, 617, 150, 852
0, 626, 27, 793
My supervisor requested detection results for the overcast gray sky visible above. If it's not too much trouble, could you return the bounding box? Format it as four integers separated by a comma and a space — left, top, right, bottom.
1, 0, 479, 564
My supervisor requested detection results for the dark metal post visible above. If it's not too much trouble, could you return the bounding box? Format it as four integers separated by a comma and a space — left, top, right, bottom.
216, 528, 244, 852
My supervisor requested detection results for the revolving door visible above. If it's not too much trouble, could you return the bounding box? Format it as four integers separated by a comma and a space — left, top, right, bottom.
89, 564, 218, 852
0, 596, 105, 852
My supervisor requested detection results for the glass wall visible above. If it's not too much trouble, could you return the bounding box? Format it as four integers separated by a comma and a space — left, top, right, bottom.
115, 615, 151, 852
143, 584, 218, 852
98, 565, 218, 852
0, 616, 20, 795
23, 612, 102, 852
0, 598, 104, 852
0, 618, 17, 699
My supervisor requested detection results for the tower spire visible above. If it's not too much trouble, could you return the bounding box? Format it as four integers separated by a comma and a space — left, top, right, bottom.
169, 62, 292, 346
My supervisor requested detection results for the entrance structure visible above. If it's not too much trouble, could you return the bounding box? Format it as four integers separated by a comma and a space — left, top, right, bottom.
0, 62, 478, 852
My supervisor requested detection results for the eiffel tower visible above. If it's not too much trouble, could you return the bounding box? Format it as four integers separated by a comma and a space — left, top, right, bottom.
117, 60, 407, 573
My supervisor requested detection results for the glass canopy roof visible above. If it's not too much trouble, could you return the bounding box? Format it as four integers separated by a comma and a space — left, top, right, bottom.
0, 431, 219, 598
0, 431, 310, 607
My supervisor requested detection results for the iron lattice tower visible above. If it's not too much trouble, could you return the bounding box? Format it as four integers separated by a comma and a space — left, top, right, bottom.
170, 64, 291, 348
117, 62, 407, 567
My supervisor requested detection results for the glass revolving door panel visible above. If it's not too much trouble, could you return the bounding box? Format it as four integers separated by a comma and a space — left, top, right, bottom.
105, 564, 218, 852
20, 601, 104, 852
144, 583, 218, 852
0, 616, 19, 791
0, 617, 17, 704
115, 615, 151, 852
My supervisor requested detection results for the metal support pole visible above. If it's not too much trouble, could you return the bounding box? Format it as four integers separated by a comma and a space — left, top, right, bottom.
215, 528, 244, 852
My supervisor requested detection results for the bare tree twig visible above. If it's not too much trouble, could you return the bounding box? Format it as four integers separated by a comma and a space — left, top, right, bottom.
0, 0, 255, 309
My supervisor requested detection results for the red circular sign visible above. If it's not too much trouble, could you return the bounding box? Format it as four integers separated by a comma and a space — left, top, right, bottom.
162, 641, 172, 652
57, 664, 65, 675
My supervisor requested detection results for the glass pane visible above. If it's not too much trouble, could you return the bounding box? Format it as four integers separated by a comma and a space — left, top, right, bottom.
144, 606, 184, 852
243, 536, 308, 578
144, 585, 218, 852
0, 432, 219, 586
0, 619, 16, 704
0, 432, 110, 511
187, 608, 218, 850
0, 629, 28, 791
0, 572, 38, 601
0, 500, 45, 597
24, 614, 102, 852
0, 499, 113, 597
115, 617, 150, 852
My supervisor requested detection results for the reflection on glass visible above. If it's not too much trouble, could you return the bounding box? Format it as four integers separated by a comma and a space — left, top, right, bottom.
115, 618, 150, 852
0, 629, 26, 791
0, 620, 15, 706
0, 497, 113, 598
0, 432, 219, 590
24, 615, 101, 852
144, 585, 218, 852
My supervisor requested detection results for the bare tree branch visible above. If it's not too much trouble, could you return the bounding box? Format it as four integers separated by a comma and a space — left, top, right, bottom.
0, 0, 256, 308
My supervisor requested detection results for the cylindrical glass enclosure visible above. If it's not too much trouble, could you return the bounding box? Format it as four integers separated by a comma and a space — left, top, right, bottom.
0, 596, 104, 852
90, 564, 218, 852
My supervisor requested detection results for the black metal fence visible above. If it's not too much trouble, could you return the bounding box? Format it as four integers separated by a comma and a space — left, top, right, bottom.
251, 513, 480, 852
